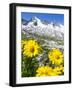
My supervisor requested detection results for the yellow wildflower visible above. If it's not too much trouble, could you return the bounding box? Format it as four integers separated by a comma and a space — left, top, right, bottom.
53, 65, 64, 75
36, 66, 53, 77
23, 40, 42, 57
36, 65, 64, 77
48, 48, 64, 65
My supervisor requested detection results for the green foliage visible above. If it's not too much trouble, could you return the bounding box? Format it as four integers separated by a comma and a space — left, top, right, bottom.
21, 55, 39, 77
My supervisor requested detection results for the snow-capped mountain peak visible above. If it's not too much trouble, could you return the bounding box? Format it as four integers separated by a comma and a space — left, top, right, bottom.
28, 16, 42, 26
22, 16, 64, 40
31, 16, 41, 22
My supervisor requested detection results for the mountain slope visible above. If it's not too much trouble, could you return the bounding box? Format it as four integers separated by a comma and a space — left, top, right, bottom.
21, 16, 64, 49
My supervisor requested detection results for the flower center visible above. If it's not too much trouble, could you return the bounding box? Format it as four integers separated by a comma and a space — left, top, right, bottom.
30, 46, 35, 52
54, 55, 60, 59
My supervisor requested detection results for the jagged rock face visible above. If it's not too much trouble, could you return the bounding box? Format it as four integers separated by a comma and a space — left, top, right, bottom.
21, 16, 64, 49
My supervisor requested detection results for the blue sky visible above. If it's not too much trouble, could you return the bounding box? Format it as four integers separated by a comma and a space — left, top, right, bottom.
21, 12, 64, 25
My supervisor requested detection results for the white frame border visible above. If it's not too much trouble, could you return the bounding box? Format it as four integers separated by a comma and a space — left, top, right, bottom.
16, 6, 69, 84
